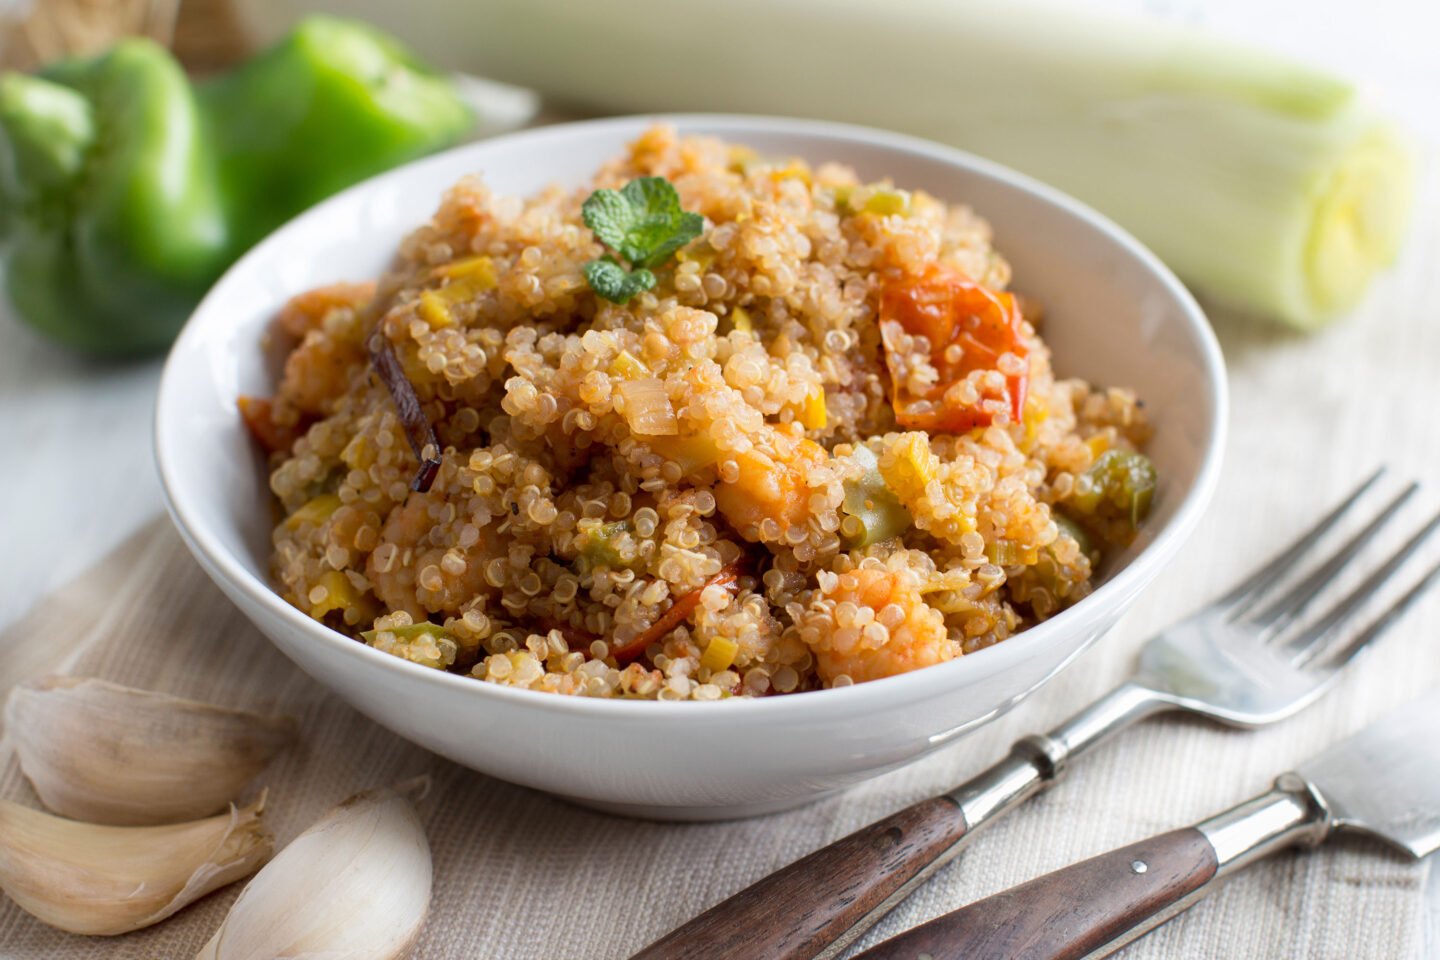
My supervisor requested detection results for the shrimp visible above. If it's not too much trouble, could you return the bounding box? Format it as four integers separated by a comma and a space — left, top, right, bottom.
274, 282, 375, 339
713, 432, 828, 543
799, 563, 955, 685
277, 330, 362, 416
366, 493, 498, 617
237, 395, 310, 455
274, 283, 373, 415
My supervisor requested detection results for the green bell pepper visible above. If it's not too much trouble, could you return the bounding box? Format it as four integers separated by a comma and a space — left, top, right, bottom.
0, 42, 230, 355
199, 16, 474, 254
0, 17, 473, 357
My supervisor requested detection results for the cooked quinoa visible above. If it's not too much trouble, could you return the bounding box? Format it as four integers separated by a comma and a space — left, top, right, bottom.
242, 125, 1154, 701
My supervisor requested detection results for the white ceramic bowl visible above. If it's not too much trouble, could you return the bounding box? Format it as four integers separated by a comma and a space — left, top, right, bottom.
156, 115, 1225, 820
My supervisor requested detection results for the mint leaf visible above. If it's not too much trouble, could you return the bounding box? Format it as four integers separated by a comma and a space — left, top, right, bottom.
582, 176, 705, 271
583, 257, 629, 301
618, 178, 705, 267
584, 256, 656, 304
581, 188, 634, 255
581, 177, 702, 303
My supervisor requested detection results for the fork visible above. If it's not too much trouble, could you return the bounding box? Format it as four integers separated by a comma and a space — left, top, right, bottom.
631, 468, 1440, 960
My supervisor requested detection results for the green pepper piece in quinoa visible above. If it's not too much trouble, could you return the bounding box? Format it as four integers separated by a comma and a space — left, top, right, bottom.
841, 446, 913, 547
360, 621, 450, 644
576, 520, 636, 572
1069, 449, 1157, 528
1054, 512, 1097, 561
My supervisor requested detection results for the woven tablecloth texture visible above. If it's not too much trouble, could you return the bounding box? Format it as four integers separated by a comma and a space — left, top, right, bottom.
1, 150, 1438, 960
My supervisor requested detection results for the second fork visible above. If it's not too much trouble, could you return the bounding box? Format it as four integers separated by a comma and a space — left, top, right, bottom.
630, 468, 1440, 960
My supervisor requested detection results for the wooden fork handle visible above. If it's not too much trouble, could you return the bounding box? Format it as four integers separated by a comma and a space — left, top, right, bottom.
630, 796, 971, 960
852, 828, 1219, 960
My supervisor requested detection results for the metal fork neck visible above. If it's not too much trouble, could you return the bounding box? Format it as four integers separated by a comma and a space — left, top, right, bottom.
947, 681, 1170, 826
1041, 680, 1172, 776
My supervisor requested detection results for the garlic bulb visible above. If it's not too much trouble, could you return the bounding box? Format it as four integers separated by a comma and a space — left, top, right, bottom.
196, 786, 432, 960
0, 795, 271, 936
4, 675, 296, 825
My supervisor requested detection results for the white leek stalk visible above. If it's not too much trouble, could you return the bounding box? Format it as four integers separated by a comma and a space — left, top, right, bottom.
239, 0, 1414, 327
196, 785, 432, 960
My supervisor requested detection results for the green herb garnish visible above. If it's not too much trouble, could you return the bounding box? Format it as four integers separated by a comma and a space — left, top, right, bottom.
581, 177, 704, 303
584, 255, 657, 303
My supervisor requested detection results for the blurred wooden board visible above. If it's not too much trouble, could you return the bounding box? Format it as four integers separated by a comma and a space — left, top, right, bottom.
0, 0, 249, 73
1, 0, 176, 70
171, 0, 250, 72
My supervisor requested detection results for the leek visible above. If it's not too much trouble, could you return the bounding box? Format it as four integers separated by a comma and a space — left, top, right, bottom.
268, 0, 1415, 327
841, 446, 912, 547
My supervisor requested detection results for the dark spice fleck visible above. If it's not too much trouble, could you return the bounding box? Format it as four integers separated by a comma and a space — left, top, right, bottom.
367, 331, 442, 493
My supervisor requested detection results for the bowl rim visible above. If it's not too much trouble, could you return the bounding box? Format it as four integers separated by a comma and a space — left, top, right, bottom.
155, 112, 1227, 723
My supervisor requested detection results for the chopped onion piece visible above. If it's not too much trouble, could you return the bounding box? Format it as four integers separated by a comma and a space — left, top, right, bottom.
616, 377, 678, 436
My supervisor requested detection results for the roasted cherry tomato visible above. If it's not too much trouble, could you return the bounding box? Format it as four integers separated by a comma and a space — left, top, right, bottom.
879, 265, 1028, 434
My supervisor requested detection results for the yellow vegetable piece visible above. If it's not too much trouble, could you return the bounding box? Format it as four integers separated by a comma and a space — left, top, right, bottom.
986, 540, 1040, 566
881, 433, 939, 503
285, 494, 342, 530
341, 433, 373, 470
360, 622, 449, 644
700, 636, 739, 672
416, 290, 454, 328
675, 243, 717, 271
729, 306, 753, 333
799, 387, 827, 430
430, 255, 498, 287
1021, 398, 1049, 449
308, 571, 357, 620
727, 145, 758, 173
767, 160, 812, 186
834, 184, 911, 217
413, 258, 499, 323
1086, 434, 1111, 460
609, 349, 650, 380
437, 278, 480, 303
864, 188, 912, 216
650, 434, 723, 473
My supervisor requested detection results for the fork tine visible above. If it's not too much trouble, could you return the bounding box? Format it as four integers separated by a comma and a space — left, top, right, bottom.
1218, 467, 1385, 616
1315, 559, 1440, 669
1244, 482, 1418, 634
1290, 510, 1440, 667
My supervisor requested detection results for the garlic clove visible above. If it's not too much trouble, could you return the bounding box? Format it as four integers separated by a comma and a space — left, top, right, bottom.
0, 794, 272, 936
4, 675, 296, 825
196, 785, 432, 960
